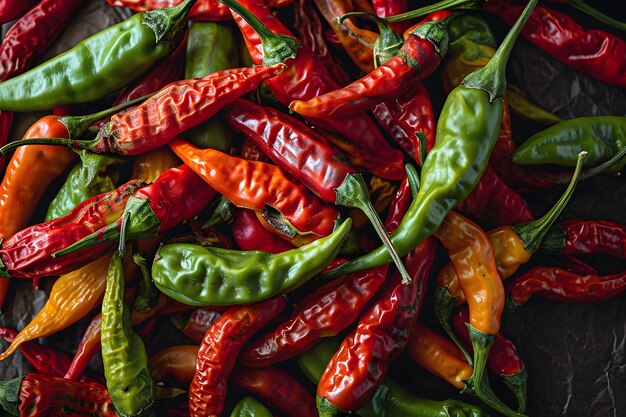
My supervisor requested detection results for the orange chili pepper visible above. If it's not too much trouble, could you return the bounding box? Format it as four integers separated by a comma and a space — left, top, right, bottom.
131, 146, 181, 183
149, 345, 199, 385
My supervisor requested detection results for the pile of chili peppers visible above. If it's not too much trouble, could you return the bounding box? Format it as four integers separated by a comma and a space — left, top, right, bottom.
0, 0, 624, 416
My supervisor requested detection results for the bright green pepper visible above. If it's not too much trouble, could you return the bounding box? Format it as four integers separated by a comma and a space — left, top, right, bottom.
45, 151, 121, 221
230, 397, 273, 417
512, 116, 626, 173
152, 218, 351, 306
102, 253, 155, 417
183, 21, 238, 152
0, 0, 196, 111
297, 339, 486, 417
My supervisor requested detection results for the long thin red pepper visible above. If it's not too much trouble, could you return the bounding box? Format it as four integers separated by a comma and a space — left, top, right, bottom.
189, 296, 286, 417
0, 0, 38, 25
542, 220, 626, 259
486, 1, 626, 87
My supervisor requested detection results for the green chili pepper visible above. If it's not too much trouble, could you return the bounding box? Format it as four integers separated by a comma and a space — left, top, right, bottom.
45, 151, 121, 221
102, 253, 155, 417
183, 21, 238, 152
152, 218, 352, 306
339, 12, 403, 68
0, 0, 196, 111
230, 397, 273, 417
512, 116, 626, 173
506, 84, 562, 125
447, 14, 497, 48
297, 339, 486, 417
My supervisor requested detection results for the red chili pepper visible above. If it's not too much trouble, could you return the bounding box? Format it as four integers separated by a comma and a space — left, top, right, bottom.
231, 366, 317, 417
240, 138, 270, 162
189, 296, 286, 417
507, 267, 626, 306
486, 1, 626, 87
372, 0, 411, 33
182, 307, 224, 344
64, 313, 103, 381
0, 0, 38, 25
232, 208, 295, 253
542, 220, 626, 259
372, 82, 436, 165
555, 255, 599, 276
225, 0, 406, 180
288, 20, 447, 118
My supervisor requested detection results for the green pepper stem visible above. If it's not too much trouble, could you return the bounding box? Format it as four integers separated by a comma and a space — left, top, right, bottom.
433, 286, 473, 365
513, 151, 587, 254
462, 0, 539, 101
142, 0, 198, 44
0, 137, 99, 156
405, 164, 420, 198
339, 12, 402, 67
383, 0, 485, 22
565, 0, 626, 31
502, 370, 528, 413
218, 0, 302, 66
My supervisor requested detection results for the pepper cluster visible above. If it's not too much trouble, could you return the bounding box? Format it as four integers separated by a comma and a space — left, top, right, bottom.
0, 0, 624, 416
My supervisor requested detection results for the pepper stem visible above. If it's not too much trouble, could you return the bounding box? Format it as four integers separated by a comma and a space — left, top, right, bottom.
462, 0, 539, 101
218, 0, 302, 66
513, 151, 587, 254
405, 163, 420, 198
339, 12, 403, 67
502, 370, 528, 413
142, 0, 198, 44
565, 0, 626, 31
335, 173, 412, 284
133, 249, 159, 311
383, 0, 485, 22
433, 286, 473, 365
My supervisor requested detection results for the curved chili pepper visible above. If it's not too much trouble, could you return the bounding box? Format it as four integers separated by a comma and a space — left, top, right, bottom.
289, 21, 447, 118
222, 0, 406, 180
508, 267, 626, 306
372, 0, 411, 33
151, 218, 351, 306
170, 138, 338, 243
149, 345, 199, 385
189, 296, 285, 417
324, 0, 538, 281
453, 306, 527, 413
542, 220, 626, 259
233, 208, 294, 253
0, 0, 194, 111
182, 308, 223, 344
231, 366, 317, 417
131, 147, 181, 184
230, 397, 273, 417
0, 0, 38, 24
486, 1, 626, 87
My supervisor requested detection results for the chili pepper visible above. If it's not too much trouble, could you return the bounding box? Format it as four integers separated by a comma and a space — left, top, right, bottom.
323, 0, 538, 280
189, 296, 285, 417
289, 20, 447, 118
225, 99, 410, 283
170, 138, 338, 244
231, 367, 317, 417
507, 267, 626, 306
233, 208, 295, 253
0, 0, 195, 111
297, 338, 486, 417
542, 220, 626, 259
102, 253, 155, 417
506, 84, 561, 125
453, 306, 527, 413
486, 1, 626, 87
222, 0, 406, 180
149, 344, 199, 385
45, 151, 122, 221
182, 308, 223, 344
131, 147, 182, 184
240, 139, 269, 162
0, 0, 38, 24
230, 397, 273, 417
549, 0, 626, 31
184, 21, 238, 152
512, 116, 626, 173
0, 373, 117, 417
372, 0, 411, 33
53, 164, 216, 258
151, 218, 351, 306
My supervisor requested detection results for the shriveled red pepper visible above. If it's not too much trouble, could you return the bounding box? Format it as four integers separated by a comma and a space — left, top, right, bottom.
182, 307, 224, 344
231, 366, 317, 417
149, 344, 200, 385
289, 20, 448, 118
453, 306, 527, 413
189, 296, 286, 417
233, 208, 295, 253
170, 138, 339, 244
486, 1, 626, 87
542, 220, 626, 259
0, 0, 38, 24
507, 267, 626, 306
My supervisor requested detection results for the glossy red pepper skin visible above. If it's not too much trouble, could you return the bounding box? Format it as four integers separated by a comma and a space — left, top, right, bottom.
0, 0, 38, 25
486, 1, 626, 87
543, 220, 626, 259
508, 267, 626, 306
231, 366, 317, 417
229, 0, 405, 180
372, 0, 410, 33
64, 314, 103, 381
189, 296, 286, 417
232, 208, 295, 253
182, 307, 224, 344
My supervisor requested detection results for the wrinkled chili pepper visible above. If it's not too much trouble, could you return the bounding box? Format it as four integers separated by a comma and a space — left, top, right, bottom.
131, 147, 182, 183
149, 344, 199, 385
233, 208, 295, 253
225, 99, 410, 282
230, 397, 273, 417
486, 1, 626, 87
0, 373, 117, 417
182, 308, 223, 344
189, 296, 286, 417
508, 267, 626, 306
453, 306, 527, 412
151, 218, 351, 306
222, 0, 406, 180
542, 220, 626, 259
0, 0, 195, 111
323, 0, 538, 280
170, 138, 338, 243
289, 20, 448, 118
0, 0, 38, 24
231, 366, 317, 417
